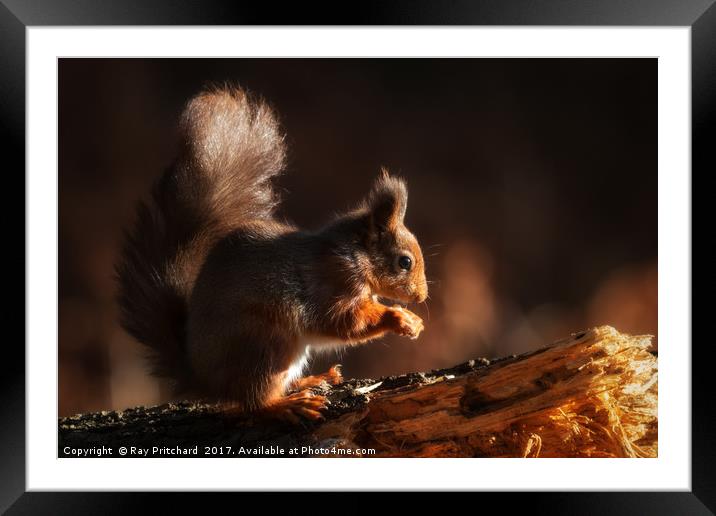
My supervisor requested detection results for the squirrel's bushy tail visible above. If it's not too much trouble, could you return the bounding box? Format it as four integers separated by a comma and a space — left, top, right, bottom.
116, 86, 286, 390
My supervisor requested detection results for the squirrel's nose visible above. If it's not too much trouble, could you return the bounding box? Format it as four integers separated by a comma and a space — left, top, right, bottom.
413, 283, 428, 303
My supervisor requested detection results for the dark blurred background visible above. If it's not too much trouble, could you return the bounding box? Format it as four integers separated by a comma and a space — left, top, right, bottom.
58, 58, 657, 417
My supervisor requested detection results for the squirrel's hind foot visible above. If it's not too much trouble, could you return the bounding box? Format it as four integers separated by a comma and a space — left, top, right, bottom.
260, 390, 328, 425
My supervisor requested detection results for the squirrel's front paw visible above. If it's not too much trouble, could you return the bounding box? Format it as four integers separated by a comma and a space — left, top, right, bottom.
389, 306, 424, 339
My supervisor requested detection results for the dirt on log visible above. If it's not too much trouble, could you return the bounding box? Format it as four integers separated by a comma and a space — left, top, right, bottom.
59, 326, 657, 458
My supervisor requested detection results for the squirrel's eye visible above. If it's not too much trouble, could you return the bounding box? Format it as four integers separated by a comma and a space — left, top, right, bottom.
398, 255, 412, 271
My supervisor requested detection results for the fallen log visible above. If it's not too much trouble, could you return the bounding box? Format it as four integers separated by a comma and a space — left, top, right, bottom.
58, 326, 657, 458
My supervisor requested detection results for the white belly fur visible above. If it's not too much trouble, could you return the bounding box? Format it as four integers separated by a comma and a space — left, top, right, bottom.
285, 348, 310, 388
297, 334, 345, 349
285, 335, 345, 389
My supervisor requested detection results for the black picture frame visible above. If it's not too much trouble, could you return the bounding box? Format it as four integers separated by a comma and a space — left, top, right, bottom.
2, 0, 710, 511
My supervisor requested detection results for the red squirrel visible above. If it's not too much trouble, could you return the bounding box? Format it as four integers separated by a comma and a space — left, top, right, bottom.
116, 86, 428, 422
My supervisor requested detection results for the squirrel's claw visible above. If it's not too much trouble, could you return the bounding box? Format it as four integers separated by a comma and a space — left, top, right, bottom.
294, 364, 343, 390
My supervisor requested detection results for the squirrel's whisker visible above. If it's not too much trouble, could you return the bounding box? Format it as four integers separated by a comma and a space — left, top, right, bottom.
422, 300, 430, 322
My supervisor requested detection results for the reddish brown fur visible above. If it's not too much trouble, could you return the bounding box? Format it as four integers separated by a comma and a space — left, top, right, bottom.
116, 86, 427, 416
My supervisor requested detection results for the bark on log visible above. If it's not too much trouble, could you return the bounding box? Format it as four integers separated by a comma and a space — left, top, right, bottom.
59, 326, 657, 458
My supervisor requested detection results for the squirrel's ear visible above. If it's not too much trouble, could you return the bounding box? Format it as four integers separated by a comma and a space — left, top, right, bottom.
366, 168, 408, 231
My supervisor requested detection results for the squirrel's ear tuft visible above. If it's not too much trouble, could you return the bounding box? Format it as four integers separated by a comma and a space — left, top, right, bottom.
366, 168, 408, 231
